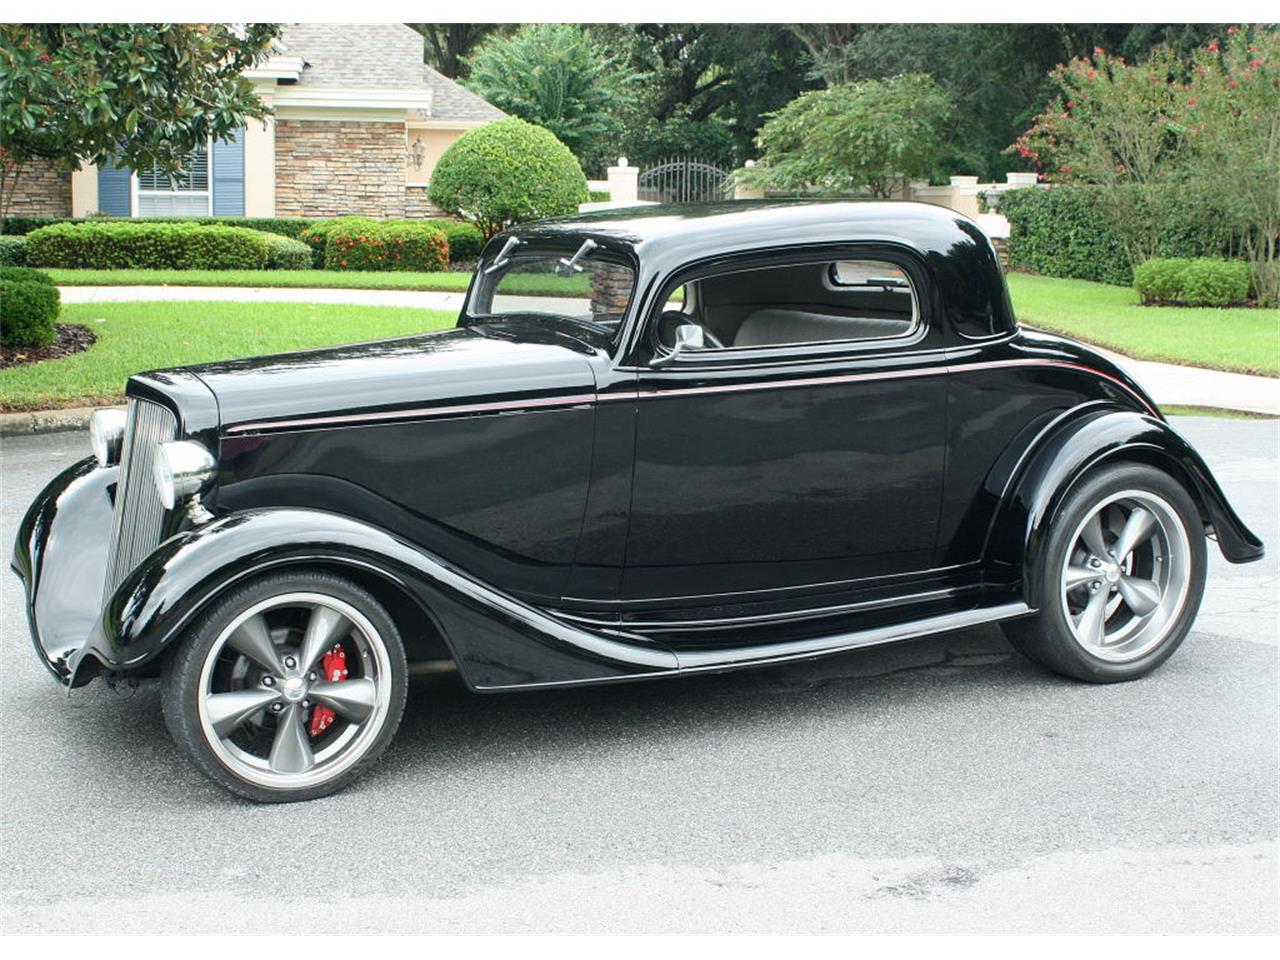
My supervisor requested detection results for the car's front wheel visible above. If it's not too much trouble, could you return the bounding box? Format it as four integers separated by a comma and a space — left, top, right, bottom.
161, 570, 407, 802
1003, 462, 1206, 683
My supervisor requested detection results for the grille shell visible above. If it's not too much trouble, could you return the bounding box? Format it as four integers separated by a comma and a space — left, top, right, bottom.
104, 398, 178, 597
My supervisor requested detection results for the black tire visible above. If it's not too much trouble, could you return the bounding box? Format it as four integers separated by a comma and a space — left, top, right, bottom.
1003, 462, 1207, 683
161, 569, 408, 802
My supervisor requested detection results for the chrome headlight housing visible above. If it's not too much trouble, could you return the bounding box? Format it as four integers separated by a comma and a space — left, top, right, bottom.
153, 440, 218, 510
89, 408, 128, 467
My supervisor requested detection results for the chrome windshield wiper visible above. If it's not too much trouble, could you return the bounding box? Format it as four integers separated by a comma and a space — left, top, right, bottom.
554, 238, 599, 277
483, 236, 522, 275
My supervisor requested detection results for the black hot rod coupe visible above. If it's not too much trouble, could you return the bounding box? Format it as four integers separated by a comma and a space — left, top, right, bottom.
14, 201, 1263, 801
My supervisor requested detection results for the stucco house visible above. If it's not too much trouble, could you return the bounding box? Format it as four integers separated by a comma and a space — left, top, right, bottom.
9, 23, 506, 221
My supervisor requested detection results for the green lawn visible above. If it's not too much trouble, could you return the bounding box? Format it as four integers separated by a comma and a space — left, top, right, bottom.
1006, 273, 1279, 377
0, 301, 456, 411
42, 268, 591, 297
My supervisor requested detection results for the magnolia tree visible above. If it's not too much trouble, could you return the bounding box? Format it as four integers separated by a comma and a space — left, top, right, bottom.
1015, 27, 1278, 303
0, 23, 280, 229
735, 74, 952, 199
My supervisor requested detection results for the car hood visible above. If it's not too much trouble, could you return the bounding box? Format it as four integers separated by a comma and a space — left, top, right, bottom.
152, 324, 600, 433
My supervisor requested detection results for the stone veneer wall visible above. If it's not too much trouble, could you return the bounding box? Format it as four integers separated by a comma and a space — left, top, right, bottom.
590, 262, 634, 317
5, 157, 72, 218
404, 185, 443, 219
275, 120, 407, 218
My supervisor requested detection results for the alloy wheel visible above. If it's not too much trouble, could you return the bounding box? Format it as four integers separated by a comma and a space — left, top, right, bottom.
1059, 489, 1193, 663
196, 592, 393, 790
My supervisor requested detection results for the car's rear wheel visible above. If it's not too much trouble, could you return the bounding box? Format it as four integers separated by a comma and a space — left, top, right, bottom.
1003, 462, 1206, 683
161, 570, 407, 802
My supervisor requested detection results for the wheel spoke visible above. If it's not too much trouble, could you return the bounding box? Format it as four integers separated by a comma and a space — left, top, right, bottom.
1080, 512, 1110, 559
310, 678, 376, 723
227, 614, 285, 676
1117, 575, 1162, 617
1074, 588, 1110, 647
298, 605, 352, 675
268, 705, 314, 774
1064, 564, 1098, 592
205, 688, 280, 737
1113, 507, 1157, 562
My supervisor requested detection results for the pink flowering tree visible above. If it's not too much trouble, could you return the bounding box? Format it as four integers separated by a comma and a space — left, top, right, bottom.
1012, 28, 1279, 302
1182, 28, 1279, 304
1012, 45, 1184, 266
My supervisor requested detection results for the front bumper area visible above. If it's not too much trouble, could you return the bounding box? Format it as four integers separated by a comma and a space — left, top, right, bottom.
11, 457, 118, 686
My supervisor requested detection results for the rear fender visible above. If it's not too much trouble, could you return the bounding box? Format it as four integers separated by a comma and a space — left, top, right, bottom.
986, 409, 1264, 605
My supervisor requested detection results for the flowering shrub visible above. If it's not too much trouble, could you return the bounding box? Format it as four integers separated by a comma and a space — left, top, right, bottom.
1134, 258, 1251, 307
322, 221, 449, 272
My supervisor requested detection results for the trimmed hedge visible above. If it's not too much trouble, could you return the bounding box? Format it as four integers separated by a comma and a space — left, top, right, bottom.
1, 266, 54, 285
1, 275, 60, 348
323, 221, 449, 272
264, 234, 313, 271
0, 235, 27, 266
2, 215, 320, 239
998, 185, 1237, 287
25, 222, 271, 270
1134, 258, 1252, 307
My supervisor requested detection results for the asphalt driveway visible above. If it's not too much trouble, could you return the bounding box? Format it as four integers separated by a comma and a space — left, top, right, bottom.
1, 416, 1275, 933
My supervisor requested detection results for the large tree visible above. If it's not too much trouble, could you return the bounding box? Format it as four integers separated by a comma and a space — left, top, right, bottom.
737, 74, 953, 198
588, 23, 816, 171
410, 23, 505, 79
463, 24, 631, 163
0, 22, 280, 227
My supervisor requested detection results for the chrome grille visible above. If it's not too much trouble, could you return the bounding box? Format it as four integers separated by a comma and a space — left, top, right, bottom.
104, 398, 177, 597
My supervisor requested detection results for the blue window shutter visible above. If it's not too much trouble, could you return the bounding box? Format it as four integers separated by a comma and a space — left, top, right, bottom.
97, 160, 131, 216
211, 131, 245, 216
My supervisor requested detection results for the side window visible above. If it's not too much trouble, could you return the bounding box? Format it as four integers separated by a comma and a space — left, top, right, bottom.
657, 257, 918, 352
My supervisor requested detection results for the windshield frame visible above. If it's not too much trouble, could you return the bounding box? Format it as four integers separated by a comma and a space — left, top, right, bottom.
463, 237, 641, 350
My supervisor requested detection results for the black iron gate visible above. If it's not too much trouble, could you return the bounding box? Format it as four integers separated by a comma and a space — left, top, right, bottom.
637, 157, 731, 204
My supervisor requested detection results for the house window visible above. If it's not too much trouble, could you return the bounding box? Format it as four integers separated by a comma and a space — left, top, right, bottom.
136, 144, 211, 216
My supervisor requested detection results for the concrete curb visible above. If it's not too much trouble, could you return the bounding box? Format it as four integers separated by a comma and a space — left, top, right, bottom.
0, 405, 121, 437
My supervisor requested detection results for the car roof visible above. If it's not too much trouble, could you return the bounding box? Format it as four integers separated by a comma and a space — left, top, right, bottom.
501, 200, 1017, 342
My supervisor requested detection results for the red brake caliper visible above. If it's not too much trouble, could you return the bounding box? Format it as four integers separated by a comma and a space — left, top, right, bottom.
308, 645, 348, 736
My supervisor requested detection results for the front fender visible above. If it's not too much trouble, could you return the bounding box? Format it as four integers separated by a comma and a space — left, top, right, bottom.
83, 508, 678, 690
987, 409, 1264, 605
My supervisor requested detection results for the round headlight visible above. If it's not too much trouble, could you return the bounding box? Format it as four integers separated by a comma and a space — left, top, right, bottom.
153, 440, 217, 510
89, 408, 127, 467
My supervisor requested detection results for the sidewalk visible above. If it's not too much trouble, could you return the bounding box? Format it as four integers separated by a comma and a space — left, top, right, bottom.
53, 285, 1280, 416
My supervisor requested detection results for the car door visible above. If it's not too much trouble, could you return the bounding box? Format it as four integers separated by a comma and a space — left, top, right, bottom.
619, 247, 948, 605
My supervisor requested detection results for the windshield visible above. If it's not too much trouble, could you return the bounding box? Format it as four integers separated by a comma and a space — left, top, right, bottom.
465, 246, 637, 343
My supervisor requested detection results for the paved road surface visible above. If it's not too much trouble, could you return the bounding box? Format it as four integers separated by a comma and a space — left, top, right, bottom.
1, 417, 1275, 933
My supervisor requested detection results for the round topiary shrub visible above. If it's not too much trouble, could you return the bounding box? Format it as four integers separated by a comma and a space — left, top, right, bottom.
263, 234, 314, 270
429, 118, 589, 238
0, 235, 28, 266
1, 277, 60, 348
0, 265, 54, 285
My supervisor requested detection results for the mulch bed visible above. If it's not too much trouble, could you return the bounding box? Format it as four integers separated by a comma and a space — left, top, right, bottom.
0, 323, 97, 369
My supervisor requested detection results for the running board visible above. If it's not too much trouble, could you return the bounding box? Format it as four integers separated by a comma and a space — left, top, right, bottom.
674, 602, 1033, 672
